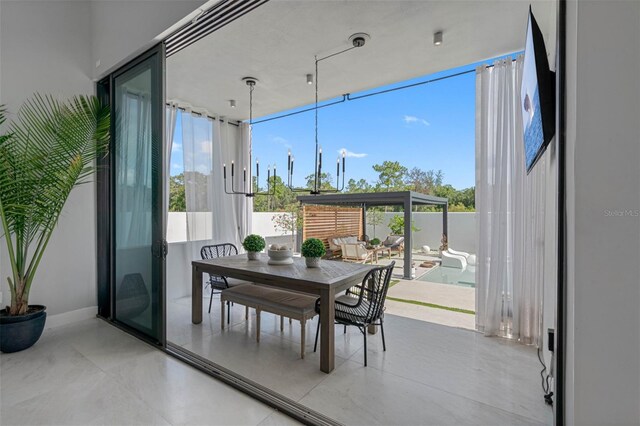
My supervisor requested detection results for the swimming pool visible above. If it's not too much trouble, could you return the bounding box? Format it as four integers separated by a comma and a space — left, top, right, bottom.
418, 265, 476, 288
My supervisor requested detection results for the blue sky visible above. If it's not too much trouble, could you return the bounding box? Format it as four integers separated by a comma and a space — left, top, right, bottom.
170, 55, 518, 189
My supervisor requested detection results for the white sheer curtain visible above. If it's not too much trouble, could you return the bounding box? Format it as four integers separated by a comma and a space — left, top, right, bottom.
164, 104, 178, 236
179, 110, 251, 248
475, 56, 546, 346
116, 91, 151, 248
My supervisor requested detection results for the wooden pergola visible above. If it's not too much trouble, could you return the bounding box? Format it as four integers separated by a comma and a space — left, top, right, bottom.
297, 191, 449, 279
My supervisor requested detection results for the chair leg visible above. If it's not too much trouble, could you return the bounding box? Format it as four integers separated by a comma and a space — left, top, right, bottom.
344, 325, 347, 334
245, 306, 249, 320
208, 288, 214, 313
227, 301, 231, 324
363, 327, 368, 367
380, 319, 387, 351
220, 299, 225, 330
256, 309, 261, 343
280, 316, 284, 332
313, 318, 320, 352
300, 319, 306, 359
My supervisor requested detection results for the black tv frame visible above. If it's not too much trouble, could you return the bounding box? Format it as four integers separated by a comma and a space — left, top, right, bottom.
523, 6, 556, 174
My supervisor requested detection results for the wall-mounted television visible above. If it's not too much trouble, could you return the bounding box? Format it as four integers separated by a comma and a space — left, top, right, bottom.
521, 7, 556, 174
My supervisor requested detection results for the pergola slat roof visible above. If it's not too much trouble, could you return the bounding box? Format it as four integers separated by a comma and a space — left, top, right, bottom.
297, 191, 448, 279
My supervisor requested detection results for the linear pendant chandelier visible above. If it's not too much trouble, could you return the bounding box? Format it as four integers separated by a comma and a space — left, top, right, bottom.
223, 77, 275, 197
287, 33, 369, 195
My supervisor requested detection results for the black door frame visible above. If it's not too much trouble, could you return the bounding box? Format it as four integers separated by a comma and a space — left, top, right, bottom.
96, 44, 167, 348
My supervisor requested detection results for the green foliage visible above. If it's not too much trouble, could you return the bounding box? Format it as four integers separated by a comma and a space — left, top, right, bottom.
305, 172, 334, 191
372, 161, 407, 192
366, 208, 384, 238
370, 237, 381, 246
346, 178, 372, 193
169, 173, 186, 212
242, 234, 266, 252
253, 175, 297, 212
388, 215, 420, 235
301, 238, 326, 258
0, 95, 110, 315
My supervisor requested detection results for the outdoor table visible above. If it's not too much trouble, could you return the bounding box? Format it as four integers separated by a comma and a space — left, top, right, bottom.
192, 254, 373, 373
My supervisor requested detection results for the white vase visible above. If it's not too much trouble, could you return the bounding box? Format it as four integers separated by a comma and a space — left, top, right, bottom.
247, 251, 260, 260
305, 257, 321, 268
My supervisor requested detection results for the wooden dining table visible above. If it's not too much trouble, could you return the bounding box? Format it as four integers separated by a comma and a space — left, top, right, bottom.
191, 254, 373, 373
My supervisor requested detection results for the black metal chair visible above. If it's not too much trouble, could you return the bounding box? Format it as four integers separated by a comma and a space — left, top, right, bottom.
201, 243, 251, 317
313, 261, 395, 366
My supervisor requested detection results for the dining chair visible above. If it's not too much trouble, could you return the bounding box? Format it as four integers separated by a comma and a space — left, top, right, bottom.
313, 261, 395, 366
200, 243, 252, 319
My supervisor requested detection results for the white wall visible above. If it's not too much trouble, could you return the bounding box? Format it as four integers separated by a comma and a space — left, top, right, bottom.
0, 0, 210, 316
366, 212, 476, 254
0, 0, 96, 316
91, 0, 207, 78
565, 2, 640, 425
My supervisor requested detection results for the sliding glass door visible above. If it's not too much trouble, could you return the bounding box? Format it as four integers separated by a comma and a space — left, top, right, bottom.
101, 45, 166, 344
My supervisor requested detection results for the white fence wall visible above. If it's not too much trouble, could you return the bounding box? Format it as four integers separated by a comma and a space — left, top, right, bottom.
168, 211, 475, 252
367, 212, 476, 254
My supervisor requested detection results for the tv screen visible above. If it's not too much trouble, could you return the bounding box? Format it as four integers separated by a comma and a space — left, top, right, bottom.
521, 8, 555, 174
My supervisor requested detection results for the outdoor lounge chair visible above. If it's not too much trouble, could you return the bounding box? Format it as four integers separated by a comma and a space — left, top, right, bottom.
340, 243, 374, 264
447, 248, 477, 266
313, 262, 395, 366
382, 235, 404, 257
441, 250, 468, 269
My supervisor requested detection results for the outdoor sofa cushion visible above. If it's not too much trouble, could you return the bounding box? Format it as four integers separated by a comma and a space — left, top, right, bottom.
329, 235, 359, 251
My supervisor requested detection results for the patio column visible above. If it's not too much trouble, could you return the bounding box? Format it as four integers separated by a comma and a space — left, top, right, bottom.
361, 203, 367, 241
403, 199, 412, 279
443, 202, 448, 244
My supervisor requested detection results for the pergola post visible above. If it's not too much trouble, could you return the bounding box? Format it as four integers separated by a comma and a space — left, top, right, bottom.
443, 202, 449, 246
403, 198, 412, 279
362, 203, 367, 241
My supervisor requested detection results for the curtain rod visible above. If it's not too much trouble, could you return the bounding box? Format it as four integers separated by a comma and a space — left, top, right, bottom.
251, 58, 517, 125
166, 103, 240, 127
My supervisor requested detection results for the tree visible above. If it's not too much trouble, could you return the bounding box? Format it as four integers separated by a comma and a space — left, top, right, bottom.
305, 172, 334, 191
404, 167, 444, 194
366, 208, 384, 238
388, 214, 420, 235
169, 173, 186, 212
253, 175, 297, 212
346, 178, 372, 193
271, 202, 303, 249
372, 161, 407, 192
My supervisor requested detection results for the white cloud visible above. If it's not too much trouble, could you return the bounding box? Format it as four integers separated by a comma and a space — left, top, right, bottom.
171, 163, 181, 170
271, 136, 292, 149
171, 141, 182, 152
338, 148, 368, 158
403, 115, 430, 126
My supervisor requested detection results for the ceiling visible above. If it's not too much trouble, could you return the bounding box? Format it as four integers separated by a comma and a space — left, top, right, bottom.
167, 0, 557, 122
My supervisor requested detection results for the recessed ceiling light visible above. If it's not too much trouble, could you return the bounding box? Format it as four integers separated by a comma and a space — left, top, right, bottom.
433, 31, 443, 46
229, 99, 236, 108
306, 74, 314, 85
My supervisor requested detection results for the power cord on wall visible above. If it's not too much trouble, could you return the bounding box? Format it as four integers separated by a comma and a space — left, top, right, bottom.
537, 347, 554, 406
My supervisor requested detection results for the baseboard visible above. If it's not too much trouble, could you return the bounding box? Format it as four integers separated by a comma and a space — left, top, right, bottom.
45, 306, 97, 329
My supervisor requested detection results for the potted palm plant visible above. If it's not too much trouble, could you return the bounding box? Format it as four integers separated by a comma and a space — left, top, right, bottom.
242, 234, 266, 260
301, 238, 326, 268
0, 95, 109, 353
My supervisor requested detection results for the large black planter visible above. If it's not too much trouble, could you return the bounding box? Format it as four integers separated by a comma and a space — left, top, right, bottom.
0, 305, 47, 353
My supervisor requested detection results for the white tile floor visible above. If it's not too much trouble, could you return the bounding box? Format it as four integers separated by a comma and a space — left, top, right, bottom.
1, 299, 552, 426
0, 319, 296, 426
169, 296, 553, 425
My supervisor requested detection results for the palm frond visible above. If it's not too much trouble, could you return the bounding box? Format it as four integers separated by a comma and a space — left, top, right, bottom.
0, 95, 110, 311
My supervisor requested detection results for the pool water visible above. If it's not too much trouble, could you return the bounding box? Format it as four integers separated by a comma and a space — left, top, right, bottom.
418, 265, 476, 288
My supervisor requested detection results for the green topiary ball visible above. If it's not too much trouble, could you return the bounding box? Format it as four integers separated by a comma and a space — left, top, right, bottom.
301, 238, 326, 258
242, 234, 266, 252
